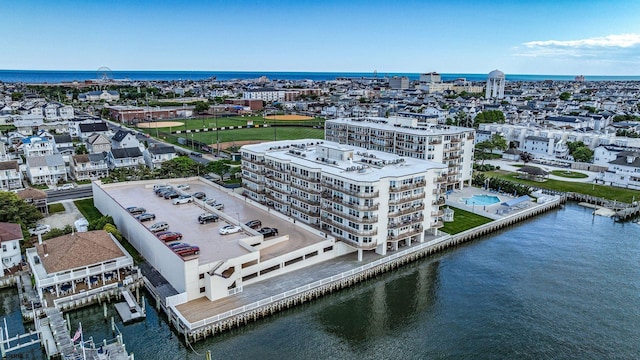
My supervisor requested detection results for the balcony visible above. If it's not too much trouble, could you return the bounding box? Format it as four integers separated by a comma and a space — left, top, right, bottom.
322, 216, 378, 236
389, 203, 424, 217
388, 192, 426, 205
289, 192, 320, 205
337, 236, 378, 250
322, 181, 379, 198
324, 198, 380, 211
431, 210, 444, 217
291, 172, 320, 183
387, 214, 424, 229
451, 137, 462, 143
428, 139, 442, 145
289, 181, 320, 194
434, 176, 447, 183
432, 198, 446, 206
389, 180, 427, 192
341, 211, 379, 224
290, 202, 320, 216
387, 227, 422, 242
432, 221, 444, 228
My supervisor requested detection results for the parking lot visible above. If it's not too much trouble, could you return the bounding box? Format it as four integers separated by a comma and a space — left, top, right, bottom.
105, 179, 327, 264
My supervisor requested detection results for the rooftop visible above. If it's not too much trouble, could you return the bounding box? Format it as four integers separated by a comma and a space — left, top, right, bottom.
327, 117, 474, 136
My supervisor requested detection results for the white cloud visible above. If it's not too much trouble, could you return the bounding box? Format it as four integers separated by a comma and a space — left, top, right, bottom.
523, 33, 640, 49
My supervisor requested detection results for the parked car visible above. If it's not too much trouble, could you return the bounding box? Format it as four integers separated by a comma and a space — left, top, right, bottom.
258, 227, 279, 238
148, 221, 169, 233
172, 195, 194, 205
245, 219, 262, 229
190, 152, 203, 158
219, 225, 242, 235
57, 183, 75, 191
176, 184, 190, 190
156, 231, 183, 242
174, 246, 200, 256
167, 242, 189, 249
192, 192, 206, 200
136, 213, 156, 222
156, 187, 174, 196
28, 224, 51, 236
153, 184, 170, 191
126, 206, 146, 215
198, 213, 219, 224
164, 191, 180, 200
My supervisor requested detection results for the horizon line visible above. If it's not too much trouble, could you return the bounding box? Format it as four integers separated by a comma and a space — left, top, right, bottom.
2, 69, 640, 77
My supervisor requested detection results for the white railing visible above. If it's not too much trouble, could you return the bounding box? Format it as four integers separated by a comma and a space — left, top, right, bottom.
179, 197, 562, 332
37, 258, 133, 287
53, 282, 119, 306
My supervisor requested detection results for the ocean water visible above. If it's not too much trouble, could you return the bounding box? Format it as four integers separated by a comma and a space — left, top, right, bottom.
2, 70, 640, 84
2, 202, 639, 359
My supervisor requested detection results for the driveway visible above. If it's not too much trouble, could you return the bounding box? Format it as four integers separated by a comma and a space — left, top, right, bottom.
40, 200, 85, 230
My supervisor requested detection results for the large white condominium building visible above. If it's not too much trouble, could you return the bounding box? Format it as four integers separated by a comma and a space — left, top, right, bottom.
325, 117, 475, 191
241, 140, 447, 260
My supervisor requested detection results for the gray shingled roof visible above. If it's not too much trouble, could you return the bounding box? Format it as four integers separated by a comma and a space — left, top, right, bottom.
26, 155, 65, 167
609, 153, 640, 168
53, 134, 72, 143
111, 147, 142, 159
79, 122, 109, 133
148, 145, 176, 155
111, 129, 133, 142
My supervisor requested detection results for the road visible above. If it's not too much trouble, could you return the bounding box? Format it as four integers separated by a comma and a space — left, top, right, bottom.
45, 185, 93, 203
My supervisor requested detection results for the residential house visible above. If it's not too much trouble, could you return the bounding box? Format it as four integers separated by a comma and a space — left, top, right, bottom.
16, 188, 48, 215
0, 222, 23, 271
20, 136, 55, 157
597, 151, 640, 190
70, 153, 109, 181
53, 134, 74, 156
78, 122, 110, 141
25, 154, 67, 185
25, 230, 136, 306
111, 129, 140, 150
0, 161, 22, 190
108, 147, 144, 170
86, 133, 112, 154
143, 144, 177, 169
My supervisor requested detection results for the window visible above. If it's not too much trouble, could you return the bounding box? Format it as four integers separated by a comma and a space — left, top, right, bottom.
199, 273, 204, 279
200, 287, 205, 293
1, 244, 5, 252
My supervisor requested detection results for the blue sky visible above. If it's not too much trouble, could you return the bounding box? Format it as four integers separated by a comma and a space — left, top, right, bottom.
3, 0, 640, 75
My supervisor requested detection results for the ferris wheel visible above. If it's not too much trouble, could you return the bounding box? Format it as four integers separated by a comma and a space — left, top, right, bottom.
96, 66, 112, 82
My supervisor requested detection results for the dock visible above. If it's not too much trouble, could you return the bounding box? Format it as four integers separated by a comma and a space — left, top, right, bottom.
114, 288, 146, 323
1, 307, 133, 359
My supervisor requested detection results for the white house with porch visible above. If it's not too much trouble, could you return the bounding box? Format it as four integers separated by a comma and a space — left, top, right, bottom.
0, 222, 23, 272
25, 230, 137, 307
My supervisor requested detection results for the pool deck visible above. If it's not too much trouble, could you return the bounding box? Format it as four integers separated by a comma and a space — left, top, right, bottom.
445, 187, 536, 220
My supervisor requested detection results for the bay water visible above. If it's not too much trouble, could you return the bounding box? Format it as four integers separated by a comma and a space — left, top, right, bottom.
1, 202, 639, 359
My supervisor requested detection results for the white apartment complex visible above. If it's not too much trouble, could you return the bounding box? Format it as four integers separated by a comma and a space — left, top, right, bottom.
242, 88, 284, 102
325, 117, 475, 191
242, 140, 447, 260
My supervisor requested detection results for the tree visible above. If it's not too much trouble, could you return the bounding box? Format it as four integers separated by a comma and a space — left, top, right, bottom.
490, 134, 508, 153
474, 141, 492, 164
572, 147, 594, 162
206, 160, 231, 179
156, 157, 204, 178
559, 92, 571, 101
11, 92, 24, 101
454, 111, 472, 127
75, 144, 88, 155
520, 152, 533, 164
473, 110, 505, 127
0, 192, 43, 234
89, 215, 114, 231
194, 101, 210, 114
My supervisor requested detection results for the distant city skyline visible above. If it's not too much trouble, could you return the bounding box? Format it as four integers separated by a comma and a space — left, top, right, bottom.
3, 0, 640, 75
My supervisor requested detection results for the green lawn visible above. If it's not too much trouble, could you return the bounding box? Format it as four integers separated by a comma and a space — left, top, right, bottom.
550, 170, 589, 179
486, 170, 640, 203
47, 203, 65, 214
440, 206, 494, 235
74, 199, 102, 222
137, 115, 325, 132
158, 127, 325, 148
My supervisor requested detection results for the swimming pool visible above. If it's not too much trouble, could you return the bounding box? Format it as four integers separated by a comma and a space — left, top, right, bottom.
460, 194, 501, 206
